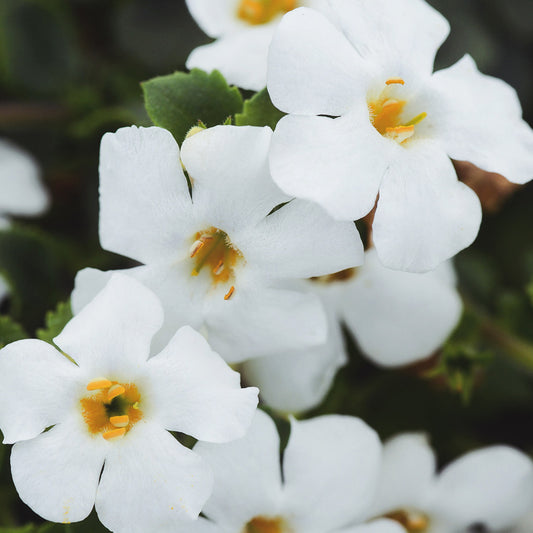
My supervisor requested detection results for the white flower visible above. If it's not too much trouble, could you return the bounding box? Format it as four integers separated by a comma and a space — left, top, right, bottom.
72, 124, 363, 363
0, 139, 48, 227
171, 409, 401, 533
268, 0, 533, 272
185, 0, 328, 90
370, 433, 533, 532
0, 274, 258, 532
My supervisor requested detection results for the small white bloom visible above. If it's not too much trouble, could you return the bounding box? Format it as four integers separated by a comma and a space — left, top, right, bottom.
268, 0, 533, 272
185, 0, 328, 90
72, 124, 363, 363
0, 274, 258, 532
171, 409, 398, 533
370, 433, 533, 532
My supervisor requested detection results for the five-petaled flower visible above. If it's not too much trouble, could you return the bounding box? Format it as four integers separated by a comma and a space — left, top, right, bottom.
72, 124, 363, 363
0, 274, 258, 532
267, 0, 533, 272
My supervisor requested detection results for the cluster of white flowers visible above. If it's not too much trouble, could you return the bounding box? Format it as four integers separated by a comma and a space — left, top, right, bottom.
1, 0, 533, 532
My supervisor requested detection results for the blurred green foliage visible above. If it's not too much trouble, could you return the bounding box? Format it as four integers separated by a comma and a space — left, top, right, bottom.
0, 0, 532, 529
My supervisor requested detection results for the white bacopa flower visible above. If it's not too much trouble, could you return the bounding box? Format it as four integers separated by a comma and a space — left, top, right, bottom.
370, 433, 533, 533
185, 0, 328, 91
309, 248, 462, 367
72, 124, 363, 363
169, 409, 403, 533
0, 274, 258, 532
267, 0, 533, 272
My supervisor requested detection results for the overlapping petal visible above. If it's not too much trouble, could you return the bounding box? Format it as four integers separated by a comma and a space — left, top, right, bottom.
282, 415, 382, 530
373, 140, 482, 272
337, 519, 407, 533
145, 326, 258, 442
99, 126, 194, 264
0, 340, 81, 443
95, 420, 213, 532
428, 55, 533, 184
56, 274, 163, 376
194, 410, 284, 530
11, 415, 107, 523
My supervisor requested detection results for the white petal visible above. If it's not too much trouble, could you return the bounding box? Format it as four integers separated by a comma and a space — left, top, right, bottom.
373, 140, 482, 272
11, 415, 107, 523
0, 339, 81, 444
243, 199, 363, 279
194, 410, 284, 530
326, 0, 449, 77
96, 420, 213, 532
342, 249, 462, 367
428, 55, 533, 184
205, 287, 328, 363
371, 433, 436, 516
267, 7, 371, 115
241, 315, 346, 414
145, 326, 258, 442
429, 446, 533, 530
282, 415, 382, 530
336, 519, 407, 533
164, 517, 224, 533
99, 126, 194, 264
269, 113, 389, 221
185, 0, 242, 38
56, 274, 163, 376
181, 125, 288, 232
0, 140, 49, 216
186, 28, 273, 91
71, 267, 114, 314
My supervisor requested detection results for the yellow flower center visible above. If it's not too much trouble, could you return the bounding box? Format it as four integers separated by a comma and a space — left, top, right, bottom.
384, 509, 430, 532
368, 78, 427, 145
189, 226, 244, 300
81, 378, 142, 441
244, 516, 288, 533
237, 0, 297, 25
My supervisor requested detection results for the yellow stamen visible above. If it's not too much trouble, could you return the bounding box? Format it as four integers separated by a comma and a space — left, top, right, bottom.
102, 428, 126, 441
385, 125, 415, 143
238, 0, 297, 25
224, 286, 235, 300
86, 378, 112, 391
404, 111, 428, 127
213, 260, 225, 276
386, 78, 405, 85
110, 415, 129, 428
107, 384, 126, 402
189, 240, 205, 258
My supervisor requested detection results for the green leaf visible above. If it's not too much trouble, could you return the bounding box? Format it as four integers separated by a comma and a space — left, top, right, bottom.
235, 88, 285, 130
142, 69, 243, 144
0, 315, 27, 348
36, 300, 72, 346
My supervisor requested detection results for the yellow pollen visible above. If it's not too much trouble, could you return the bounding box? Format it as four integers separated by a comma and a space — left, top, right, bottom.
107, 384, 126, 402
385, 510, 430, 532
237, 0, 297, 25
189, 227, 244, 297
86, 378, 112, 391
368, 80, 427, 145
110, 415, 129, 428
224, 286, 235, 300
244, 516, 286, 533
103, 428, 126, 441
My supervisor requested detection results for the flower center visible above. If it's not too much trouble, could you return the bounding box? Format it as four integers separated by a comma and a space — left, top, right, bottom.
309, 267, 357, 284
243, 516, 288, 533
237, 0, 297, 25
189, 226, 243, 300
81, 378, 142, 441
368, 78, 427, 144
384, 509, 430, 533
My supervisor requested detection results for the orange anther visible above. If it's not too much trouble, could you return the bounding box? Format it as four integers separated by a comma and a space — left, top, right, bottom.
102, 428, 126, 441
386, 78, 405, 85
224, 286, 235, 300
189, 240, 205, 258
107, 384, 126, 402
213, 260, 225, 276
110, 415, 129, 428
86, 378, 112, 391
